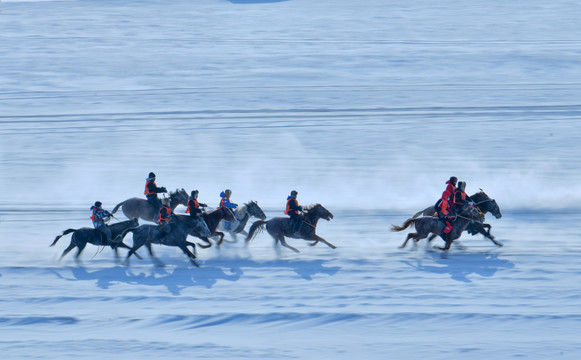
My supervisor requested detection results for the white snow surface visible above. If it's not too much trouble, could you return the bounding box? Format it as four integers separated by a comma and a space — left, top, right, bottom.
1, 0, 581, 359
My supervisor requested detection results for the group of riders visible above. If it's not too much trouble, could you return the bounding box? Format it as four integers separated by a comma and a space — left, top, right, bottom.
90, 171, 305, 243
434, 176, 474, 241
90, 172, 470, 244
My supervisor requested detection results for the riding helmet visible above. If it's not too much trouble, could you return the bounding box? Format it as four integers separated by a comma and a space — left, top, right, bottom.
191, 190, 199, 198
449, 176, 458, 185
225, 189, 232, 197
290, 190, 298, 197
94, 201, 102, 207
147, 172, 156, 180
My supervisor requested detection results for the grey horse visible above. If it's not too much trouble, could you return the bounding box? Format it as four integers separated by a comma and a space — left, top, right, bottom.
393, 205, 485, 250
111, 188, 189, 223
217, 201, 267, 242
246, 204, 334, 253
122, 215, 211, 267
50, 218, 139, 262
412, 190, 502, 246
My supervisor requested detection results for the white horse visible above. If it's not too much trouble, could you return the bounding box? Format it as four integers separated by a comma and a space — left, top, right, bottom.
217, 201, 266, 243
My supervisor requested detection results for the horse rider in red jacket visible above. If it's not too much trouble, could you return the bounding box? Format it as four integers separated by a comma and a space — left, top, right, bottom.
435, 176, 457, 241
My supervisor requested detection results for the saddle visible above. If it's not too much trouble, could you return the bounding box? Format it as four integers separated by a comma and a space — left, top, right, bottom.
289, 217, 303, 235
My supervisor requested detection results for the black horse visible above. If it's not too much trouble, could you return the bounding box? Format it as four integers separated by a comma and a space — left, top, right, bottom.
413, 190, 502, 246
123, 215, 211, 267
50, 218, 139, 262
246, 204, 335, 253
393, 205, 485, 251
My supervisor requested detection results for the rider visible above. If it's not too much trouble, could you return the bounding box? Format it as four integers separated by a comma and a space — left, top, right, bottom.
186, 190, 207, 217
219, 189, 238, 229
435, 176, 457, 242
285, 190, 303, 233
144, 172, 167, 213
453, 181, 469, 214
158, 197, 172, 240
90, 201, 113, 242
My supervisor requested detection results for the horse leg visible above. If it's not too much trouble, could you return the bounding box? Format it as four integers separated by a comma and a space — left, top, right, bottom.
125, 238, 146, 265
198, 237, 213, 249
427, 233, 437, 243
178, 243, 200, 267
310, 235, 336, 249
146, 243, 164, 267
273, 234, 300, 253
399, 233, 416, 248
59, 242, 77, 260
74, 241, 87, 263
215, 232, 226, 247
186, 241, 198, 257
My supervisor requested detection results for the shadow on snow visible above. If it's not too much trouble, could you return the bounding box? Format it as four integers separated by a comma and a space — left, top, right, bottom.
51, 258, 340, 295
401, 251, 515, 283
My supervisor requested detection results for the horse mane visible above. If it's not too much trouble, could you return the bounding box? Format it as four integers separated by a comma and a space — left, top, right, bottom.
302, 203, 321, 214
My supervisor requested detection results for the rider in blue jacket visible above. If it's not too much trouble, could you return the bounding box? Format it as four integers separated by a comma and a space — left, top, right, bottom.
219, 189, 238, 229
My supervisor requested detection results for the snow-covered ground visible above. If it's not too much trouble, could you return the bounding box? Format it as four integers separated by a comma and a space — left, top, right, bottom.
1, 0, 581, 359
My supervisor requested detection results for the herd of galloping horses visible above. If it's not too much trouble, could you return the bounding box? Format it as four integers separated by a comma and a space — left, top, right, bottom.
50, 188, 501, 267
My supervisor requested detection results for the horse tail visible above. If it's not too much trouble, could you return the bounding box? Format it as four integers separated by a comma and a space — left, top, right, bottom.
50, 229, 76, 247
119, 227, 137, 240
111, 201, 125, 215
411, 210, 423, 219
391, 218, 416, 232
246, 220, 266, 242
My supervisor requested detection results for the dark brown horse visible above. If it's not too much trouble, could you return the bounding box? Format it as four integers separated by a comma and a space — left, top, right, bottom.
245, 204, 334, 253
176, 207, 234, 249
393, 205, 485, 251
50, 218, 139, 262
111, 188, 189, 223
412, 190, 502, 246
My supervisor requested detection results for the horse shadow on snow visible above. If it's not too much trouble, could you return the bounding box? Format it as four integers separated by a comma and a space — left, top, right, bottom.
51, 258, 340, 295
402, 251, 515, 283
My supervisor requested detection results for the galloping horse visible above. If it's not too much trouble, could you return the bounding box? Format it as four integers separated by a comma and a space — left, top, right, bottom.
246, 204, 335, 253
176, 207, 234, 249
412, 190, 502, 246
111, 188, 189, 223
50, 218, 139, 262
393, 205, 485, 250
217, 201, 267, 242
123, 215, 211, 267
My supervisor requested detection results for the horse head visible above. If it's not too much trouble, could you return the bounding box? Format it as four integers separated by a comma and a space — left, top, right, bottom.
305, 204, 334, 222
489, 199, 502, 219
170, 188, 190, 207
183, 216, 211, 237
471, 191, 502, 219
247, 201, 267, 220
